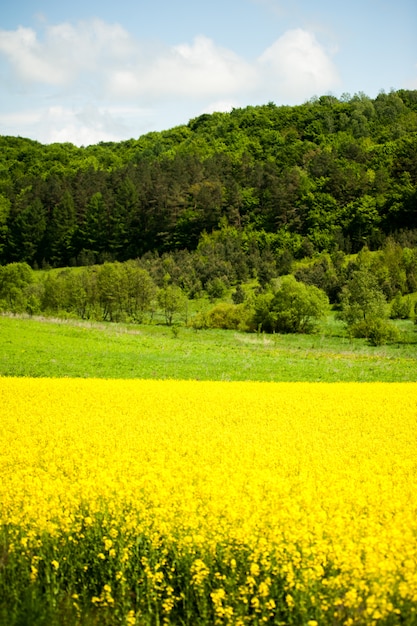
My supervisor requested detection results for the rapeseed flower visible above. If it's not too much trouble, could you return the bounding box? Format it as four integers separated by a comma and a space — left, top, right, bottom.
0, 378, 416, 624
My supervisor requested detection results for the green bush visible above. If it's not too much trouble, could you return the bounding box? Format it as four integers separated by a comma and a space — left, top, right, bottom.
0, 262, 34, 313
191, 303, 251, 331
350, 318, 400, 345
251, 276, 329, 334
390, 294, 412, 319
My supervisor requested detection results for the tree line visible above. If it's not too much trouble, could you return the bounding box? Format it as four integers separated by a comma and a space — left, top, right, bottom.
1, 232, 416, 344
0, 90, 417, 268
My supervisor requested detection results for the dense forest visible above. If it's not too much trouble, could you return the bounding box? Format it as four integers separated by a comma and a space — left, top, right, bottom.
1, 90, 417, 343
1, 89, 417, 269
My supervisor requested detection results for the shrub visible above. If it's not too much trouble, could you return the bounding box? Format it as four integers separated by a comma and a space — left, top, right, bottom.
350, 318, 400, 345
0, 262, 33, 312
191, 303, 252, 331
251, 276, 329, 334
390, 294, 412, 319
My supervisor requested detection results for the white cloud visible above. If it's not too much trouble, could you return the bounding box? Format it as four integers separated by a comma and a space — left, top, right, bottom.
0, 104, 152, 146
0, 110, 43, 128
49, 105, 134, 145
258, 28, 340, 101
0, 19, 134, 87
0, 19, 341, 143
0, 22, 254, 99
107, 35, 257, 100
0, 26, 65, 85
202, 100, 237, 115
0, 20, 338, 102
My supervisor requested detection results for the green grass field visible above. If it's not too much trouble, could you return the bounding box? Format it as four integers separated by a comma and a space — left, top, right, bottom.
1, 313, 416, 381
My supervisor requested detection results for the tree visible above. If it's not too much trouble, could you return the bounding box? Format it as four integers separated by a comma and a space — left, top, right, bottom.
41, 272, 66, 313
46, 191, 76, 266
96, 262, 126, 321
9, 199, 46, 265
0, 262, 33, 312
338, 266, 398, 344
79, 192, 108, 259
157, 285, 187, 326
205, 276, 228, 301
63, 270, 92, 319
339, 267, 387, 326
295, 253, 343, 303
343, 195, 382, 251
109, 176, 138, 259
231, 284, 246, 304
122, 261, 156, 322
0, 194, 10, 263
252, 276, 329, 334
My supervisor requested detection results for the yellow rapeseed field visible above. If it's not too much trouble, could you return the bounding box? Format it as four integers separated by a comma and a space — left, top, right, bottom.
0, 378, 416, 625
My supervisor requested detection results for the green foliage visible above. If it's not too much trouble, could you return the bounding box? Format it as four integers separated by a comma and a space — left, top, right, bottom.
157, 285, 188, 326
390, 294, 413, 319
0, 194, 10, 259
350, 318, 400, 346
338, 262, 402, 344
1, 235, 416, 344
252, 276, 329, 334
122, 261, 156, 322
1, 90, 417, 267
191, 302, 252, 331
205, 276, 229, 300
294, 252, 344, 302
38, 262, 158, 323
0, 262, 33, 312
339, 266, 387, 326
231, 284, 246, 304
1, 89, 417, 345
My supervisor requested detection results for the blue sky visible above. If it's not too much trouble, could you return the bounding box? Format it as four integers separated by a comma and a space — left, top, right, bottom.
1, 0, 416, 146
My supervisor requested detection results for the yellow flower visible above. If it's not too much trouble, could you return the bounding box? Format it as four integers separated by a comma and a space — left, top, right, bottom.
258, 581, 270, 597
1, 378, 417, 622
286, 594, 295, 608
103, 537, 113, 551
250, 562, 260, 577
126, 610, 136, 626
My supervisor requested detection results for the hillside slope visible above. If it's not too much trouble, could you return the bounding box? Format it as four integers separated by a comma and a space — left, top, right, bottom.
0, 90, 416, 268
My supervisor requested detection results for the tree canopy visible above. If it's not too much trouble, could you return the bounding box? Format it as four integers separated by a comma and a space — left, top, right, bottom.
0, 90, 416, 268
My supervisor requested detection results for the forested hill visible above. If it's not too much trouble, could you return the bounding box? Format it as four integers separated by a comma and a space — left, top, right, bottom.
1, 89, 417, 268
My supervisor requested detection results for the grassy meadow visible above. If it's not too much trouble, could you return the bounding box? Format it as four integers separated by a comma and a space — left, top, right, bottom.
1, 313, 416, 381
